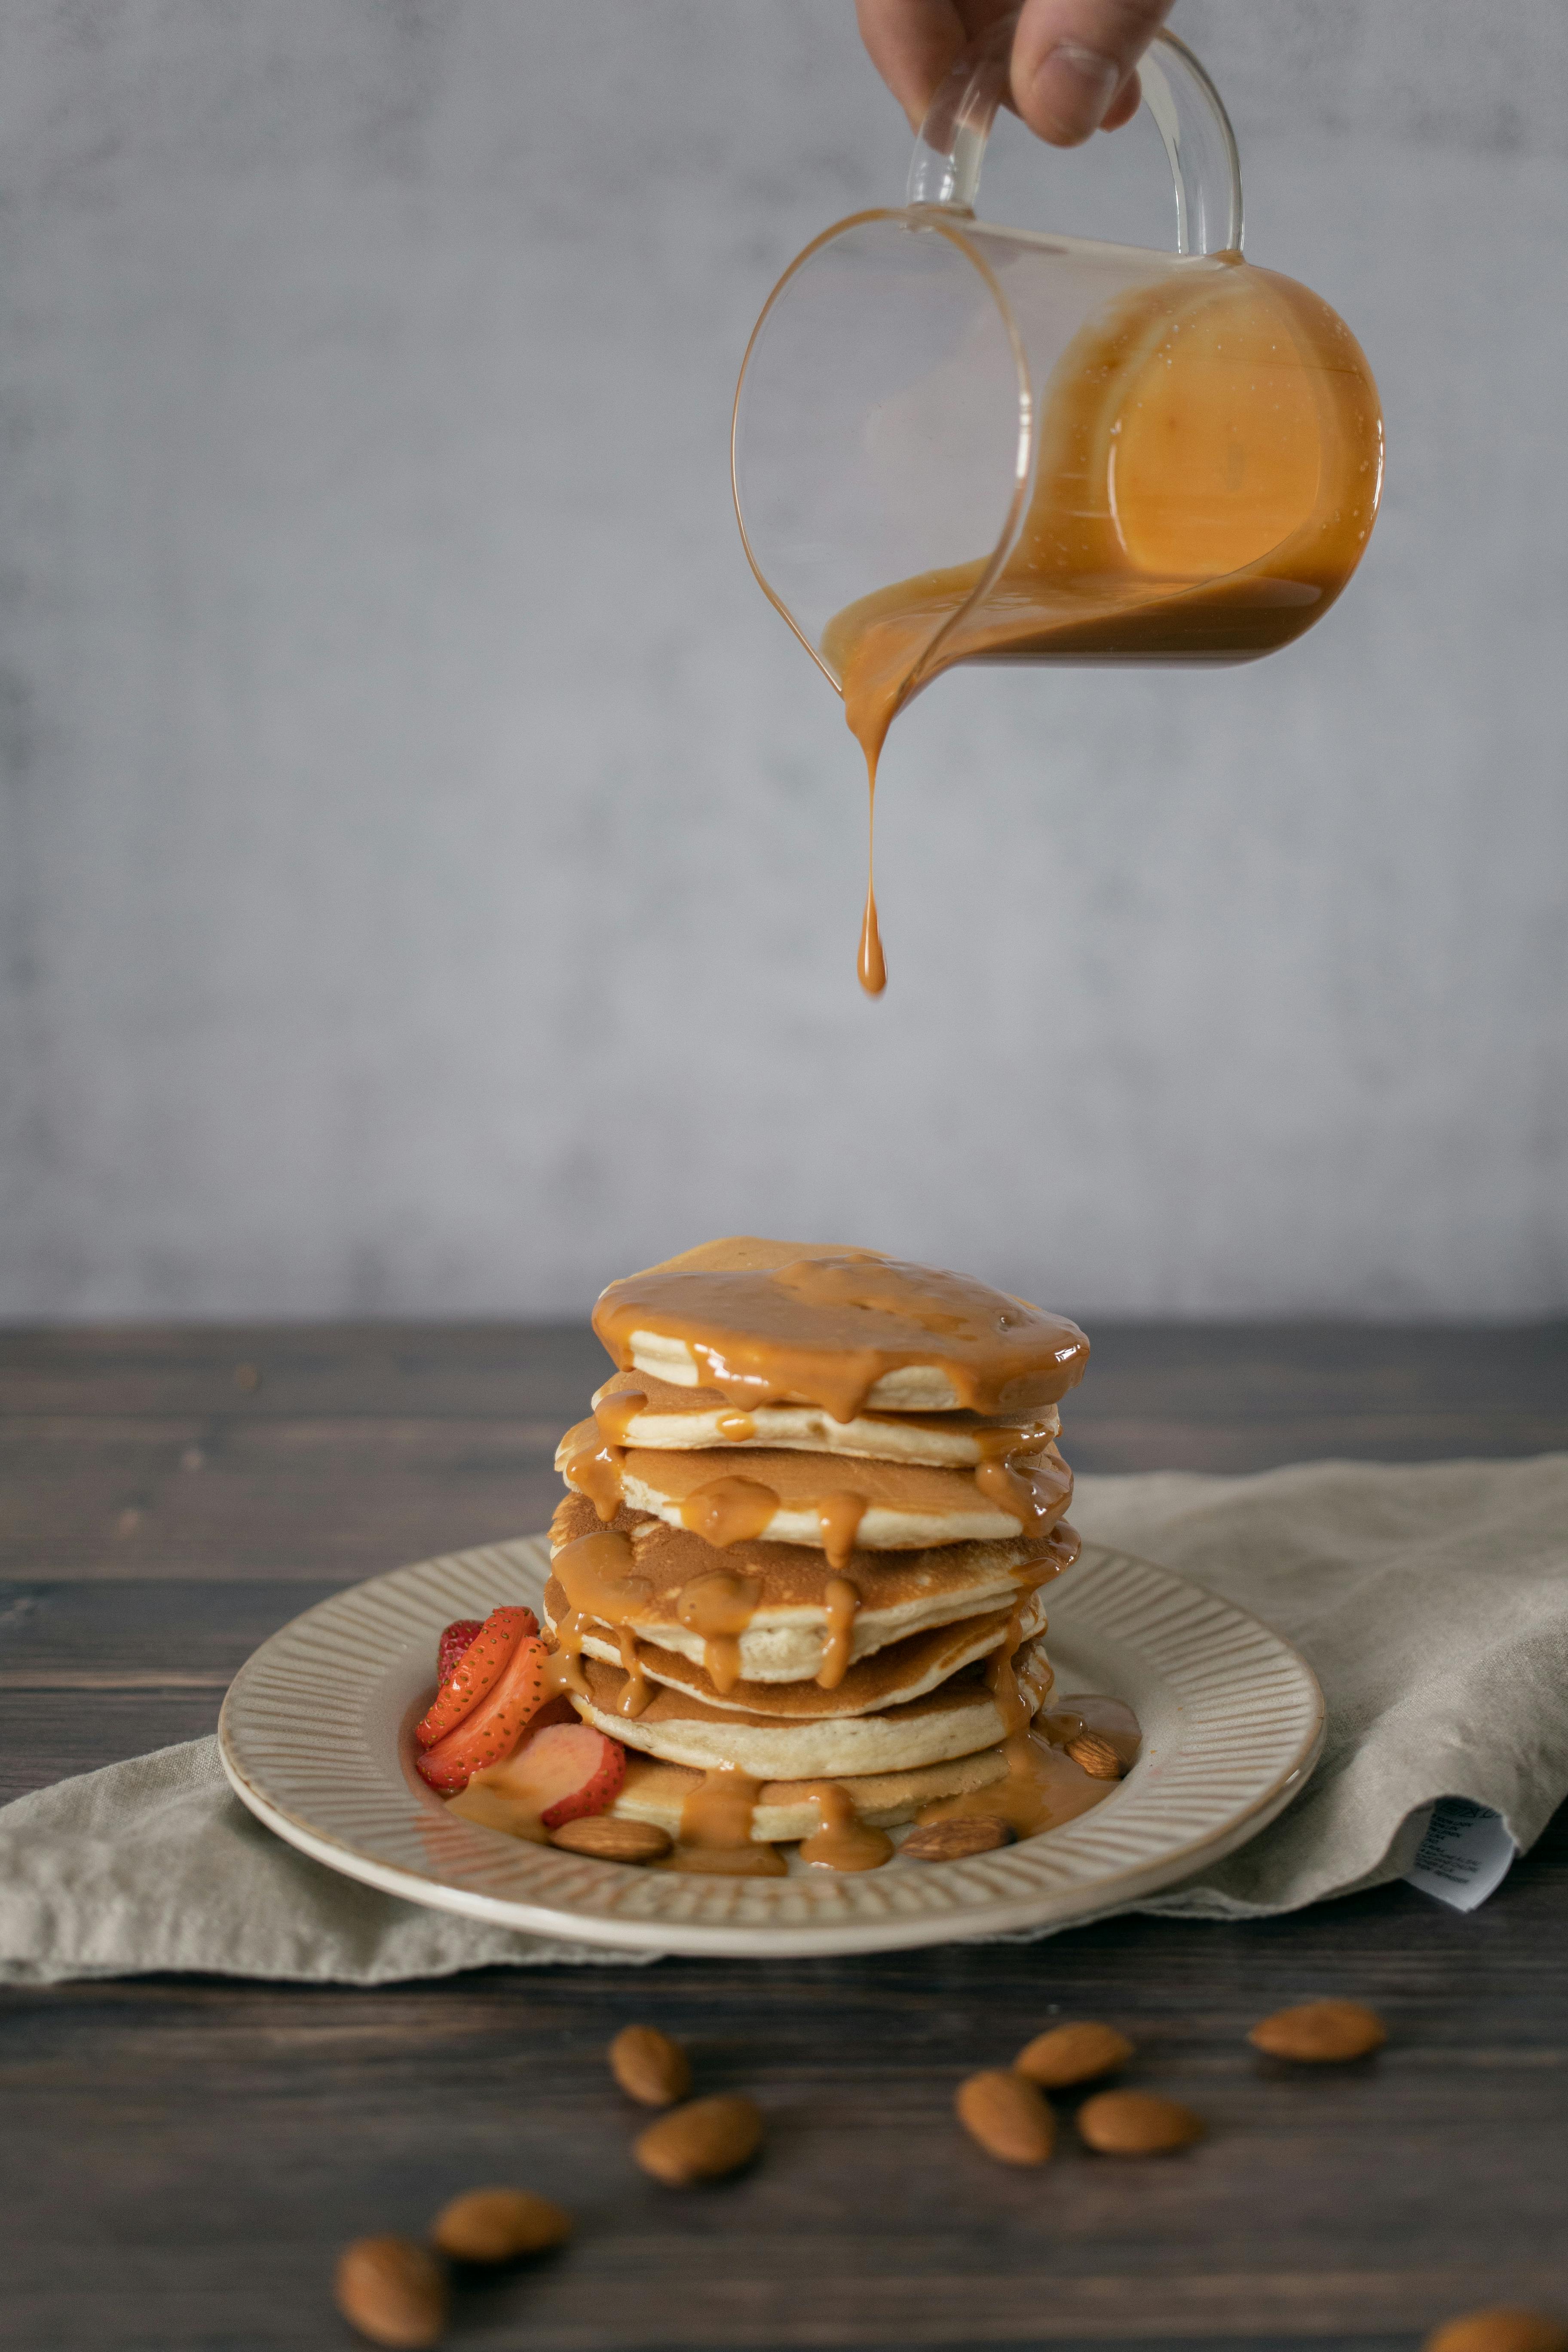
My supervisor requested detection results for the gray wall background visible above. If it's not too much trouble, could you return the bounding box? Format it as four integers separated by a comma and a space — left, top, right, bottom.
1, 0, 1564, 1321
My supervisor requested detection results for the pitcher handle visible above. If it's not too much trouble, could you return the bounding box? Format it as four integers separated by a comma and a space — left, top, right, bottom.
906, 18, 1243, 256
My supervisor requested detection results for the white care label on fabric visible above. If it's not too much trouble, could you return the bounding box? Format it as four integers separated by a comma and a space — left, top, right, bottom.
1405, 1797, 1516, 1912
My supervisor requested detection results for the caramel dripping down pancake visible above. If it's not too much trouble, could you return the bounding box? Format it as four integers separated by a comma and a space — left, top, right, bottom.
590, 1371, 1060, 1465
557, 1420, 1073, 1556
568, 1634, 1054, 1779
611, 1749, 1011, 1845
544, 1574, 1049, 1719
592, 1237, 1089, 1418
548, 1494, 1078, 1684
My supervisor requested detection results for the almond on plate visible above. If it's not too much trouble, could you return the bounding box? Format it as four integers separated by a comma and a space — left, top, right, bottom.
1015, 2020, 1134, 2089
1077, 2089, 1204, 2156
550, 1815, 672, 1862
333, 2236, 448, 2349
610, 2024, 692, 2108
1423, 2312, 1568, 2352
634, 2093, 763, 2186
955, 2069, 1055, 2167
430, 2186, 572, 2263
1065, 1730, 1124, 1779
1248, 1999, 1386, 2063
901, 1817, 1013, 1861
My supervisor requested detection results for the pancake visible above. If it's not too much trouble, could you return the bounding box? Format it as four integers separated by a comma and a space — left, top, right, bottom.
548, 1494, 1079, 1683
544, 1579, 1049, 1716
609, 1748, 1012, 1843
556, 1422, 1072, 1555
590, 1371, 1061, 1466
568, 1635, 1055, 1779
593, 1237, 1089, 1418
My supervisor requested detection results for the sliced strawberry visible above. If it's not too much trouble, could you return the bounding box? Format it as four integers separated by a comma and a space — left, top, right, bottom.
416, 1633, 551, 1795
483, 1721, 626, 1828
415, 1605, 540, 1750
436, 1618, 485, 1683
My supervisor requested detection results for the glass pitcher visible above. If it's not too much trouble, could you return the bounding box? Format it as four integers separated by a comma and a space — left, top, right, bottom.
732, 20, 1384, 781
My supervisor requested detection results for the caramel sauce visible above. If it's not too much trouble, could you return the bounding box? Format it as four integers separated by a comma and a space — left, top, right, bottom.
799, 1781, 894, 1872
615, 1625, 651, 1718
815, 1575, 861, 1692
562, 1438, 625, 1525
816, 1491, 868, 1570
674, 1568, 762, 1694
551, 1527, 652, 1629
666, 1765, 788, 1876
594, 1238, 1089, 1422
541, 1608, 591, 1700
971, 1439, 1072, 1532
823, 260, 1382, 994
715, 1409, 757, 1442
591, 1387, 647, 1449
984, 1592, 1041, 1739
915, 1728, 1115, 1840
1044, 1691, 1143, 1770
678, 1474, 779, 1548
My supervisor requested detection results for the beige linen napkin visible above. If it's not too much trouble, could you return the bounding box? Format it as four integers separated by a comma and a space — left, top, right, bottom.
0, 1456, 1563, 1983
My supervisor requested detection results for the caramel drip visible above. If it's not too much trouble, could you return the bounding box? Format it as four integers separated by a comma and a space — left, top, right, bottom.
914, 1728, 1122, 1841
551, 1527, 652, 1630
562, 1439, 625, 1525
542, 1608, 591, 1699
615, 1625, 651, 1718
674, 1568, 762, 1695
714, 1409, 757, 1442
985, 1593, 1042, 1740
815, 1491, 867, 1571
824, 261, 1382, 992
666, 1766, 788, 1876
594, 1240, 1089, 1422
815, 1575, 860, 1693
592, 1387, 648, 1448
857, 774, 886, 997
799, 1782, 893, 1872
1043, 1691, 1143, 1770
972, 1441, 1072, 1532
678, 1474, 778, 1548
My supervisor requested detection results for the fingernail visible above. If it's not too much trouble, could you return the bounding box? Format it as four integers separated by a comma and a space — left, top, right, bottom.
1030, 41, 1121, 140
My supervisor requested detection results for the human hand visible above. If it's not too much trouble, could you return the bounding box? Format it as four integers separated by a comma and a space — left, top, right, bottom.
855, 0, 1175, 147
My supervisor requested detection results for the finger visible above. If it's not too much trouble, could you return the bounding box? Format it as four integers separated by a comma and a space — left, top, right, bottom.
854, 0, 971, 132
1099, 69, 1142, 133
1010, 0, 1173, 145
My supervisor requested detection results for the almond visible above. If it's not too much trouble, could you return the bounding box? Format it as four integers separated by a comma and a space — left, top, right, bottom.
333, 2236, 448, 2349
1077, 2089, 1204, 2156
1016, 2020, 1134, 2089
901, 1816, 1013, 1861
551, 1816, 672, 1862
634, 2092, 763, 2185
430, 2186, 572, 2263
1248, 1999, 1387, 2063
1424, 2313, 1568, 2352
1065, 1730, 1124, 1779
610, 2023, 692, 2108
954, 2069, 1055, 2166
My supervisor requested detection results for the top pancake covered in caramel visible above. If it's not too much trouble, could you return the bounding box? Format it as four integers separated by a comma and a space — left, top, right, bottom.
593, 1237, 1089, 1421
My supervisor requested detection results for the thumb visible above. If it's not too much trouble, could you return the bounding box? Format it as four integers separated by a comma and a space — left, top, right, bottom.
1010, 0, 1174, 146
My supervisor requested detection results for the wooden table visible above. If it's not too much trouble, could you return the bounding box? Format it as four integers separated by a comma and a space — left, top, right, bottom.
2, 1320, 1565, 2351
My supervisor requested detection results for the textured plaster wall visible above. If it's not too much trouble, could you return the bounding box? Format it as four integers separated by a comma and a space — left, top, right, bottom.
0, 0, 1564, 1319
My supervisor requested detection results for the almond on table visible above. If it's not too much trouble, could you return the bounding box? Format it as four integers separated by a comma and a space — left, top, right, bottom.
333, 2236, 448, 2349
1248, 1999, 1387, 2062
955, 2069, 1055, 2166
1424, 2313, 1568, 2352
609, 2023, 692, 2108
1015, 2020, 1133, 2089
634, 2094, 763, 2185
431, 2186, 572, 2263
1077, 2089, 1204, 2155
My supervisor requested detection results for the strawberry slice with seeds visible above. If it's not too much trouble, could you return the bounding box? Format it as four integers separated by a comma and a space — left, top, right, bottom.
484, 1722, 626, 1828
415, 1605, 539, 1751
436, 1618, 485, 1683
416, 1634, 551, 1794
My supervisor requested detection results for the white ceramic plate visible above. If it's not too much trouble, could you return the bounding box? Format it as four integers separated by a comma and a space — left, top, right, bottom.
219, 1535, 1323, 1959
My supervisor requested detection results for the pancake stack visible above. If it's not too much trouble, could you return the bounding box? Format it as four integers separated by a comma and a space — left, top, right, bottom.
544, 1237, 1090, 1868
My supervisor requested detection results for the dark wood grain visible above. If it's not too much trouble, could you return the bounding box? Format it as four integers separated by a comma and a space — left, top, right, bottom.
0, 1322, 1565, 2350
